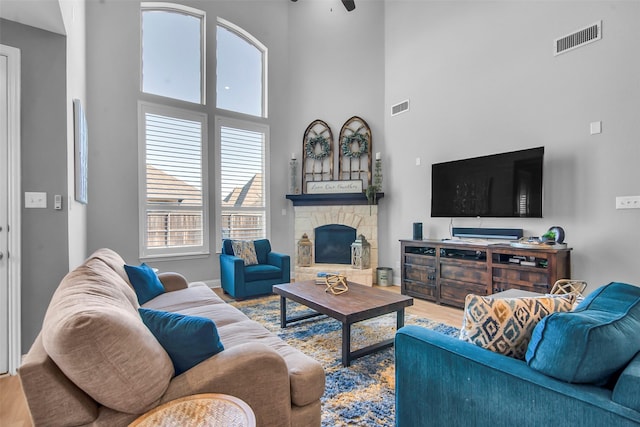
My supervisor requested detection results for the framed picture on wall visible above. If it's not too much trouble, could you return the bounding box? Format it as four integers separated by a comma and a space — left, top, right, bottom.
73, 99, 88, 204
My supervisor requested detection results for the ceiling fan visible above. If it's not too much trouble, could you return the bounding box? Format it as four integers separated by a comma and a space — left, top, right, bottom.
342, 0, 356, 11
290, 0, 356, 12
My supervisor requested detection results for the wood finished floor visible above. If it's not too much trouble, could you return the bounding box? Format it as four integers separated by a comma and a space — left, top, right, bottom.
0, 285, 462, 426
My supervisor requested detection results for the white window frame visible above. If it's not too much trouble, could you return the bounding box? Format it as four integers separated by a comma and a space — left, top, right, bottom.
140, 2, 206, 105
215, 116, 270, 253
138, 101, 209, 259
216, 17, 268, 118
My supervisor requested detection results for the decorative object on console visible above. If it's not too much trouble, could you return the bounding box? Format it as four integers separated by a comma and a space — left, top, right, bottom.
413, 222, 423, 240
325, 274, 349, 295
302, 119, 333, 192
511, 237, 568, 249
545, 226, 566, 243
288, 153, 300, 194
551, 279, 586, 296
297, 233, 313, 267
351, 234, 371, 269
338, 116, 372, 188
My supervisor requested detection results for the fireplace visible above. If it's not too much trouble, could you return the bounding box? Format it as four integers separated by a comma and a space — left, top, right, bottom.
314, 224, 356, 264
291, 203, 379, 286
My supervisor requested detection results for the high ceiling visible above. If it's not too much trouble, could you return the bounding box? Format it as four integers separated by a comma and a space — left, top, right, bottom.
0, 0, 66, 35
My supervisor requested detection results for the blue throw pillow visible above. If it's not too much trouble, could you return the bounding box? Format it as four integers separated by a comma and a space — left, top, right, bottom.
526, 282, 640, 384
139, 308, 224, 376
124, 263, 165, 305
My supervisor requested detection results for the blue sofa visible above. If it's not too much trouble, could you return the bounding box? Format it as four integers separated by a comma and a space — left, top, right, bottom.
395, 282, 640, 427
220, 239, 290, 299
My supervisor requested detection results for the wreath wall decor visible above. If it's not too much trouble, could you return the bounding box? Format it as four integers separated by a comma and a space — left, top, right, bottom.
302, 119, 334, 190
341, 132, 368, 158
338, 116, 372, 187
305, 135, 331, 160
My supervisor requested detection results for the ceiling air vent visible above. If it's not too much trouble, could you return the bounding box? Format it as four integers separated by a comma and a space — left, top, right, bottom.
391, 99, 409, 116
554, 21, 602, 56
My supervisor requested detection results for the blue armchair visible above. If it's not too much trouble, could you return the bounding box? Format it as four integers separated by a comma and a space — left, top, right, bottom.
220, 239, 290, 299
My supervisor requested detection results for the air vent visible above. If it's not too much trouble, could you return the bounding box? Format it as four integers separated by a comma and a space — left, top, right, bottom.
554, 21, 602, 56
391, 99, 409, 116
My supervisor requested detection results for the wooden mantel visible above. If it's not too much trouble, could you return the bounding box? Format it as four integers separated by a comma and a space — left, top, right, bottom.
285, 192, 384, 206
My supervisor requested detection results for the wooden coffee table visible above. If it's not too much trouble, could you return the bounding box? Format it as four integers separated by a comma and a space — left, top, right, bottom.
273, 281, 413, 367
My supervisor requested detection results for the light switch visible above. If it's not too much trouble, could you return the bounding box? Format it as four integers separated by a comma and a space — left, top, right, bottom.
590, 121, 602, 135
416, 157, 421, 166
25, 192, 47, 208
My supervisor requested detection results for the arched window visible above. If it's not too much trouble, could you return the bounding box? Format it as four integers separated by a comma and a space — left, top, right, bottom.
138, 3, 209, 258
141, 3, 205, 104
216, 18, 267, 117
216, 19, 269, 248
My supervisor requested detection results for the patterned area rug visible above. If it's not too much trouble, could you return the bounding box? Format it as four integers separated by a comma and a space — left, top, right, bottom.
231, 294, 459, 427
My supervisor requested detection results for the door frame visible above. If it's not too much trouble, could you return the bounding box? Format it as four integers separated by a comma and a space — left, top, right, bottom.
1, 44, 22, 375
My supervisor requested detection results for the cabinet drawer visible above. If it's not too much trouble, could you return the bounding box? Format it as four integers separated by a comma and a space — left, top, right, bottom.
492, 268, 549, 290
404, 280, 437, 301
405, 264, 436, 283
440, 263, 487, 284
439, 280, 487, 308
404, 254, 436, 267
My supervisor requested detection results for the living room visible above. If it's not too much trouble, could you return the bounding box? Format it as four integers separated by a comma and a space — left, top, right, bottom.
1, 0, 639, 425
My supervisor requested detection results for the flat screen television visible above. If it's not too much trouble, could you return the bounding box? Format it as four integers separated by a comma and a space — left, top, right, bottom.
431, 147, 544, 218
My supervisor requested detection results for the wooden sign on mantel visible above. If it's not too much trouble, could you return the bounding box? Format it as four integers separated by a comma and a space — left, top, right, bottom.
306, 180, 363, 194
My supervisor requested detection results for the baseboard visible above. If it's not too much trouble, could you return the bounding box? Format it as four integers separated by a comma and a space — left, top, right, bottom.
202, 279, 220, 288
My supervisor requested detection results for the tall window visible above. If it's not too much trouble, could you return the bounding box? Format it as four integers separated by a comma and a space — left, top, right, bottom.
216, 19, 269, 250
139, 3, 208, 258
216, 18, 267, 117
141, 3, 205, 104
139, 102, 209, 257
216, 117, 268, 247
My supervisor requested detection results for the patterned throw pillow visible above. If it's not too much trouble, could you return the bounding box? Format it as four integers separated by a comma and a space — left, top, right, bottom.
231, 240, 259, 266
459, 293, 576, 359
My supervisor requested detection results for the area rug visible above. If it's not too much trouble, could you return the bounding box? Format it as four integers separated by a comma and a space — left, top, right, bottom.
231, 295, 459, 427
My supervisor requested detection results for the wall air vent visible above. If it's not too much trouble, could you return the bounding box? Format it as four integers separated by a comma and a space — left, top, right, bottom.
554, 21, 602, 56
391, 99, 410, 116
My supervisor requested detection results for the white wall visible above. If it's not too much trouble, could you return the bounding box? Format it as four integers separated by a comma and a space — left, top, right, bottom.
60, 0, 88, 270
286, 0, 385, 254
0, 19, 69, 352
383, 1, 640, 291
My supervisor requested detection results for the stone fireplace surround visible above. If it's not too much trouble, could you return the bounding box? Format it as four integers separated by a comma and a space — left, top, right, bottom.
292, 204, 378, 286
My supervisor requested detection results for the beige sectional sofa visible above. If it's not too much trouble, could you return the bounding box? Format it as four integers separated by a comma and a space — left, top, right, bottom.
19, 248, 325, 426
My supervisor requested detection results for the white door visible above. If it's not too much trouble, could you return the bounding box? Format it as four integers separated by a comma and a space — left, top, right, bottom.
0, 52, 10, 374
0, 44, 21, 375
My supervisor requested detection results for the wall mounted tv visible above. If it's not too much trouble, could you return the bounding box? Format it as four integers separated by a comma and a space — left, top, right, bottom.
431, 147, 544, 218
